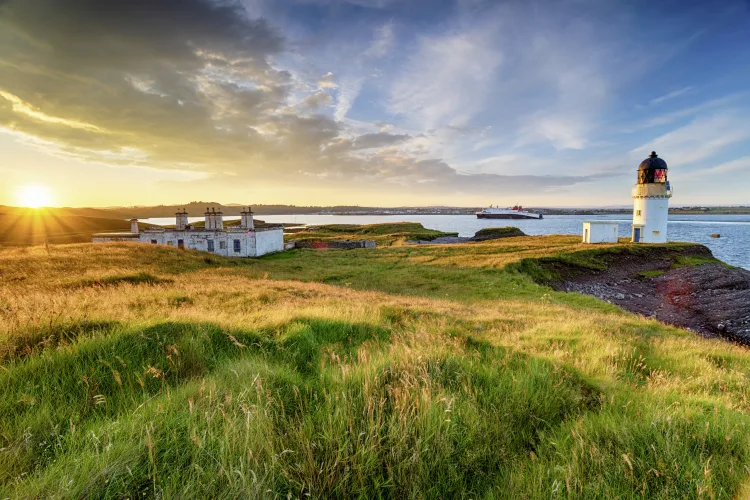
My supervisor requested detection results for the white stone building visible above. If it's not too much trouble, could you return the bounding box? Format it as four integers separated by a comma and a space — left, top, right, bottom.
93, 207, 284, 257
582, 221, 619, 244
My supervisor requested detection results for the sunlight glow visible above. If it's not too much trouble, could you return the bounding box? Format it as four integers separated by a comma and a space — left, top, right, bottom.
16, 185, 53, 208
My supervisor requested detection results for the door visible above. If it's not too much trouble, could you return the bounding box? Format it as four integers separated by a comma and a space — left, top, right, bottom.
634, 228, 641, 243
584, 228, 589, 243
207, 240, 214, 252
177, 239, 184, 249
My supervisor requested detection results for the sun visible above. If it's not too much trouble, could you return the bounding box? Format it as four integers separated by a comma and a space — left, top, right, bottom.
16, 185, 53, 208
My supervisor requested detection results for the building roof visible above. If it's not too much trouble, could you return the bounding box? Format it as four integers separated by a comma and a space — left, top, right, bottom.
92, 232, 140, 238
639, 151, 668, 171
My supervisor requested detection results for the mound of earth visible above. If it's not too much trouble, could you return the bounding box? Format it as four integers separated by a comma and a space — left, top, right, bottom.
411, 226, 526, 245
531, 245, 750, 344
471, 227, 526, 241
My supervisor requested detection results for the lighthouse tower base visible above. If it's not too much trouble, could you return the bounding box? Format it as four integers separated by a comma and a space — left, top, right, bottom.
631, 195, 669, 243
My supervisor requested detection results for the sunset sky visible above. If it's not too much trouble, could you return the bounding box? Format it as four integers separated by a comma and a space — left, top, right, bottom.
1, 0, 749, 208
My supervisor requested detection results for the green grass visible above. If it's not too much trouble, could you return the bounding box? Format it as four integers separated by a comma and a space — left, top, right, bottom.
639, 269, 667, 278
507, 243, 712, 284
671, 255, 726, 268
2, 225, 750, 498
289, 222, 458, 245
473, 226, 526, 239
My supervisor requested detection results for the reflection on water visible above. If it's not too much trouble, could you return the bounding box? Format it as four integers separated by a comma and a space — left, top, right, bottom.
141, 214, 750, 270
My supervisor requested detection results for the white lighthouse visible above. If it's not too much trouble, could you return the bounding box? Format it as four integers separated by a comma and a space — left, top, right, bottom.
632, 151, 672, 243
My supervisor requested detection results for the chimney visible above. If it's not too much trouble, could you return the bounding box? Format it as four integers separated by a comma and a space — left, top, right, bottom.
130, 218, 139, 234
241, 206, 254, 230
216, 209, 224, 231
175, 208, 188, 230
204, 207, 212, 230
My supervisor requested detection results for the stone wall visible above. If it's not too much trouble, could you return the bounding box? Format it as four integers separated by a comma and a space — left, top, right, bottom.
290, 239, 376, 250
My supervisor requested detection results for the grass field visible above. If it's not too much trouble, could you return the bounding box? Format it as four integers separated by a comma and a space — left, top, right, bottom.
1, 224, 750, 498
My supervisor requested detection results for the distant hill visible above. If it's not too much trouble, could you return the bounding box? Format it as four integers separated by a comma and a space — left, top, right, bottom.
0, 205, 133, 219
0, 208, 157, 245
90, 202, 381, 218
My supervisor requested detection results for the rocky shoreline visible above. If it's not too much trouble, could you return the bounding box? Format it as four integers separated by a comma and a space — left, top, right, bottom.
535, 246, 750, 345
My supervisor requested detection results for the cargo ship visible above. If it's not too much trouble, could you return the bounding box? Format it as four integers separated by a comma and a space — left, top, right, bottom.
476, 205, 543, 220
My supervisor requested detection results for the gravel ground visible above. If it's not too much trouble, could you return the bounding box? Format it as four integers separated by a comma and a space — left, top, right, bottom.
551, 252, 750, 344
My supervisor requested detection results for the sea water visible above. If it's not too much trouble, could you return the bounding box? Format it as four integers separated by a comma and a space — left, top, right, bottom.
141, 214, 750, 270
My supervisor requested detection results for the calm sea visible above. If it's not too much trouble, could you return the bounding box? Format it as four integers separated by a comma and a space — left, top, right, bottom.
141, 214, 750, 270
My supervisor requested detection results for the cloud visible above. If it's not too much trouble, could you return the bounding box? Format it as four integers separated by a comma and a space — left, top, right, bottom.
296, 0, 394, 7
518, 115, 588, 150
701, 156, 750, 175
385, 1, 622, 157
0, 0, 292, 168
332, 22, 394, 121
631, 112, 750, 166
334, 77, 365, 122
340, 150, 610, 196
388, 26, 502, 130
0, 0, 649, 203
649, 86, 694, 105
301, 91, 333, 109
637, 94, 743, 128
363, 21, 394, 59
352, 132, 409, 150
317, 72, 338, 89
0, 90, 104, 133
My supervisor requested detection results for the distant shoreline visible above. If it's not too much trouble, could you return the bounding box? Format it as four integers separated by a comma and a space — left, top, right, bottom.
140, 210, 750, 218
3, 204, 749, 220
260, 211, 750, 217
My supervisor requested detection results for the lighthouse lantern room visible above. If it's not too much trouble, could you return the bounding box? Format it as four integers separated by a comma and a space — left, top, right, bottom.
631, 151, 672, 243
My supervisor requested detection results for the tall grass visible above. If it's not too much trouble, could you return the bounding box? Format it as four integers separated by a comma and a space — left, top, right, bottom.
1, 231, 750, 498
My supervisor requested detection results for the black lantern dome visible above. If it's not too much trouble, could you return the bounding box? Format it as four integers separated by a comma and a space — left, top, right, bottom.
637, 151, 668, 184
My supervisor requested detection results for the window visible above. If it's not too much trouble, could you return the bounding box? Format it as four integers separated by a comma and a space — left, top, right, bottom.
207, 240, 215, 252
219, 241, 226, 250
151, 239, 157, 244
233, 239, 241, 253
167, 241, 173, 246
653, 169, 667, 182
636, 210, 641, 216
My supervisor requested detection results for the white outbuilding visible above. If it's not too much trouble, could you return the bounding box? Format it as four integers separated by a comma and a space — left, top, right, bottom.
582, 221, 619, 244
93, 207, 284, 257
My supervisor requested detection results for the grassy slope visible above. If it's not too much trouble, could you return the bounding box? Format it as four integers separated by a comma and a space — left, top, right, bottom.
289, 222, 458, 244
0, 209, 159, 245
472, 226, 526, 239
1, 227, 750, 498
